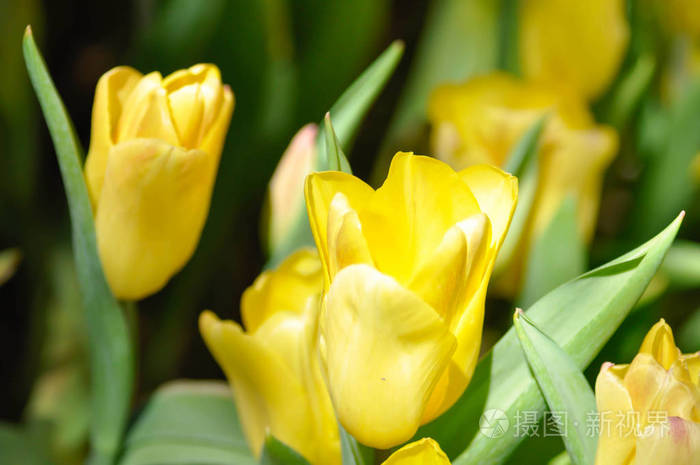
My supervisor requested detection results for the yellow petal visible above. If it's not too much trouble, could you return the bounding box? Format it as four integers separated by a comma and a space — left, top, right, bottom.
634, 417, 700, 465
519, 0, 629, 100
322, 264, 456, 448
198, 84, 234, 166
360, 152, 481, 283
623, 353, 668, 415
199, 311, 340, 465
95, 139, 213, 299
458, 164, 518, 249
115, 71, 180, 146
305, 171, 374, 287
84, 66, 142, 207
162, 64, 225, 149
639, 319, 681, 371
326, 193, 374, 280
682, 352, 700, 389
381, 438, 451, 465
241, 248, 323, 333
594, 362, 637, 465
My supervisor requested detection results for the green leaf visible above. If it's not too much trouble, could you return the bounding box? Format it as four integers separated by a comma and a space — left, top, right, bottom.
0, 248, 22, 286
339, 424, 373, 465
267, 41, 403, 267
260, 435, 311, 465
503, 116, 546, 177
23, 27, 133, 465
316, 40, 404, 170
494, 117, 545, 276
518, 196, 586, 308
548, 451, 572, 465
323, 113, 352, 174
632, 80, 700, 239
417, 212, 684, 464
119, 380, 256, 465
600, 54, 656, 128
513, 310, 597, 465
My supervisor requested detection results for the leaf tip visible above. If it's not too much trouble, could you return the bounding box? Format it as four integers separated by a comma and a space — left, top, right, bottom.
24, 25, 33, 38
513, 307, 524, 323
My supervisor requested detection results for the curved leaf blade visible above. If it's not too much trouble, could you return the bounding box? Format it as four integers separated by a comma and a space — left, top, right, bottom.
513, 310, 597, 465
120, 381, 256, 465
23, 26, 133, 465
260, 435, 311, 465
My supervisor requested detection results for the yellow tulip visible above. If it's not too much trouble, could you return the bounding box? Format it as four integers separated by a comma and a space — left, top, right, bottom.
266, 123, 318, 254
381, 438, 451, 465
519, 0, 629, 101
305, 152, 517, 448
84, 64, 234, 300
594, 319, 700, 465
199, 249, 340, 465
428, 73, 617, 296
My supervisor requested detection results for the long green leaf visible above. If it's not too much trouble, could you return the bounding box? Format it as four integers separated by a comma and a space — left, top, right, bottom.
494, 117, 545, 275
417, 212, 684, 464
513, 310, 597, 465
119, 381, 256, 465
267, 41, 403, 267
518, 196, 586, 308
260, 435, 311, 465
23, 27, 133, 465
316, 40, 404, 170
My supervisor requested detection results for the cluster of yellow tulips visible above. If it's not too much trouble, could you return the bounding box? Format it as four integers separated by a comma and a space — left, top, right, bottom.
80, 45, 698, 465
16, 0, 700, 463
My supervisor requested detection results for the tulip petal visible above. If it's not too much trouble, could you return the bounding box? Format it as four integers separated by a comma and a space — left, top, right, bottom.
241, 248, 323, 333
360, 152, 481, 283
639, 319, 681, 371
634, 417, 700, 465
85, 66, 142, 207
199, 311, 330, 463
458, 164, 518, 250
95, 139, 213, 299
594, 362, 636, 465
198, 84, 234, 167
323, 265, 456, 448
305, 172, 374, 287
381, 438, 451, 465
327, 193, 374, 280
115, 72, 180, 147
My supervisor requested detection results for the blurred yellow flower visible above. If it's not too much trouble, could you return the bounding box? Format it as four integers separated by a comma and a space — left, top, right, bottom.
84, 64, 234, 300
199, 249, 340, 465
519, 0, 629, 101
664, 0, 700, 38
428, 73, 617, 296
381, 438, 451, 465
266, 123, 318, 254
594, 320, 700, 465
305, 152, 517, 448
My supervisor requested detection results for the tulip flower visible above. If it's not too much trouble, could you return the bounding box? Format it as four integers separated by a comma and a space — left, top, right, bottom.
305, 152, 517, 448
381, 438, 451, 465
428, 73, 617, 296
84, 64, 234, 300
266, 123, 318, 255
594, 319, 700, 465
519, 0, 629, 101
199, 249, 340, 465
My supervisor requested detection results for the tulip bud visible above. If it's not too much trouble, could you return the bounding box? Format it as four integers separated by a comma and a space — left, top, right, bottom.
381, 438, 451, 465
305, 152, 517, 448
519, 0, 629, 101
266, 124, 318, 255
594, 319, 700, 465
199, 249, 340, 465
84, 64, 234, 300
428, 73, 617, 296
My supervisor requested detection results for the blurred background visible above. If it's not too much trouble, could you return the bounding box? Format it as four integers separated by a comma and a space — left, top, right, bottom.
1, 0, 699, 463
